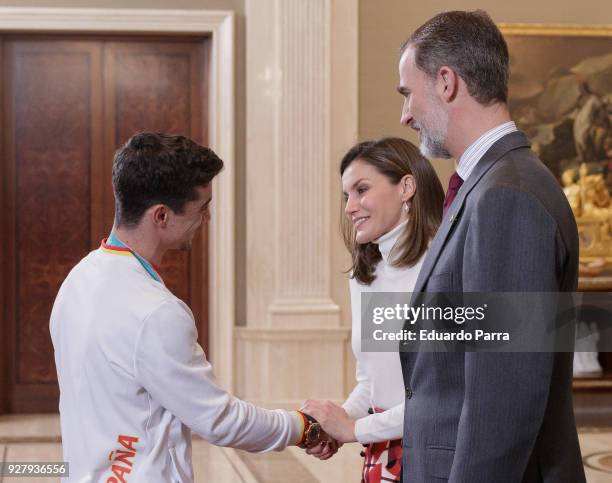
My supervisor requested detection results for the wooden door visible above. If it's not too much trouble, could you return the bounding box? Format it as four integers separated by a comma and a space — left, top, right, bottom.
0, 35, 210, 413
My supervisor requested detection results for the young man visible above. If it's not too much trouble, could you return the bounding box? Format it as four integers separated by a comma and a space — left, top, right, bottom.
396, 10, 585, 483
50, 133, 328, 482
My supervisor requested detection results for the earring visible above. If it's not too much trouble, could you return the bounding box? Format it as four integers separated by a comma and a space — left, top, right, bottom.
404, 201, 410, 213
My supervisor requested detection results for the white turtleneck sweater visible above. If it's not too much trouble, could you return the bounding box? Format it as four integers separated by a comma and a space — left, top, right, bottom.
342, 221, 425, 443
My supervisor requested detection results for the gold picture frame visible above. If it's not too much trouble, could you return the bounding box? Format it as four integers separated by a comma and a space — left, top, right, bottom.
500, 23, 612, 289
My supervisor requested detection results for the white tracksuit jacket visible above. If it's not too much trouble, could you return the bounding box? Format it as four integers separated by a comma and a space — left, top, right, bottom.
50, 247, 301, 482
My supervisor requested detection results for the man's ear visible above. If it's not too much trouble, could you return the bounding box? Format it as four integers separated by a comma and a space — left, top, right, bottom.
151, 205, 169, 227
437, 66, 459, 102
401, 174, 416, 202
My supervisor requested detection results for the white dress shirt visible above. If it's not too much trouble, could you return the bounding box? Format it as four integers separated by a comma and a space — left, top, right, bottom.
457, 121, 518, 181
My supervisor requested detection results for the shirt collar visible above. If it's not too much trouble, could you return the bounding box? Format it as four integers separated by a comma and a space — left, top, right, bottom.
102, 233, 163, 283
456, 121, 518, 181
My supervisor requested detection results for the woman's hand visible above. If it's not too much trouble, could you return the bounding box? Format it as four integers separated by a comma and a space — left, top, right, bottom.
301, 400, 357, 444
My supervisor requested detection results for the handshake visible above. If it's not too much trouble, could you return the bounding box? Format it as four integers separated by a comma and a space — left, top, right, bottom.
297, 399, 357, 460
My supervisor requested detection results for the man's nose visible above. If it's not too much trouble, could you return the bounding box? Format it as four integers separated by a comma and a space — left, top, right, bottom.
400, 101, 412, 126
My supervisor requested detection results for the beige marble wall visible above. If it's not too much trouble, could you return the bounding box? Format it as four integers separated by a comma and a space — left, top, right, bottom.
329, 0, 360, 398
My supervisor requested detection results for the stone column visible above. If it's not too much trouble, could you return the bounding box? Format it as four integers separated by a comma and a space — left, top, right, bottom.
239, 0, 357, 408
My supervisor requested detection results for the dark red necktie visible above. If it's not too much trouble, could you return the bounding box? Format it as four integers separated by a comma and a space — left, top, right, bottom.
443, 171, 464, 217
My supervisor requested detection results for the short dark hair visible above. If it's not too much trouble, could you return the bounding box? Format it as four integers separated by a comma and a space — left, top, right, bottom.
402, 10, 509, 105
112, 132, 223, 227
340, 137, 444, 285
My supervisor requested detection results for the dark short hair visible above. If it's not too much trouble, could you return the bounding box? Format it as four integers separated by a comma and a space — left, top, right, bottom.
340, 137, 444, 285
402, 10, 509, 105
112, 132, 223, 227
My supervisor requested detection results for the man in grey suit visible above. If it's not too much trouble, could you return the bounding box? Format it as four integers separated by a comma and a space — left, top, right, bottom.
397, 10, 585, 482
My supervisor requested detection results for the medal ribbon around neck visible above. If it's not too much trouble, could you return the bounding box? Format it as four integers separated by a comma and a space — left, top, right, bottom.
101, 232, 163, 283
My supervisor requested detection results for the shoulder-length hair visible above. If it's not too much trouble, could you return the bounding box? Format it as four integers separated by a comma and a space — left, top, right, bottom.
340, 137, 444, 285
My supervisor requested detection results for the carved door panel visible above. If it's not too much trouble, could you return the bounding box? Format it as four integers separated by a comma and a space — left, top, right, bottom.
0, 36, 210, 413
1, 39, 103, 414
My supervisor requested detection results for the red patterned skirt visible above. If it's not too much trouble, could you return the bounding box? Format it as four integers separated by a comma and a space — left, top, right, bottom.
360, 408, 402, 482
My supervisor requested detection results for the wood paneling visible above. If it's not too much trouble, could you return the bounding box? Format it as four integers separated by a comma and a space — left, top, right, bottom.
1, 36, 210, 413
3, 40, 103, 411
14, 42, 99, 385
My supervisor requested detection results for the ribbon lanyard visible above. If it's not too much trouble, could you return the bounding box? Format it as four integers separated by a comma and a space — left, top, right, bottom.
106, 232, 163, 283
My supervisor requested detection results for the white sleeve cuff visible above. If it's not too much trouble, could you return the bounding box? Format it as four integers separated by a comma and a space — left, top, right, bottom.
354, 402, 404, 444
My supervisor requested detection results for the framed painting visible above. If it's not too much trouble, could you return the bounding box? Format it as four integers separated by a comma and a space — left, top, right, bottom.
501, 24, 612, 289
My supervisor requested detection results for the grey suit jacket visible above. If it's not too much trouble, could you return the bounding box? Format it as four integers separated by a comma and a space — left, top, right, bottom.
400, 132, 585, 482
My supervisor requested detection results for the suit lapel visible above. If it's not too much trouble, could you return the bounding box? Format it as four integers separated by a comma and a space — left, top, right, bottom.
412, 131, 531, 294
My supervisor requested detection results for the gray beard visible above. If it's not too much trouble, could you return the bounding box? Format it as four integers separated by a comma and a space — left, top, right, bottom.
419, 131, 452, 159
417, 90, 452, 160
